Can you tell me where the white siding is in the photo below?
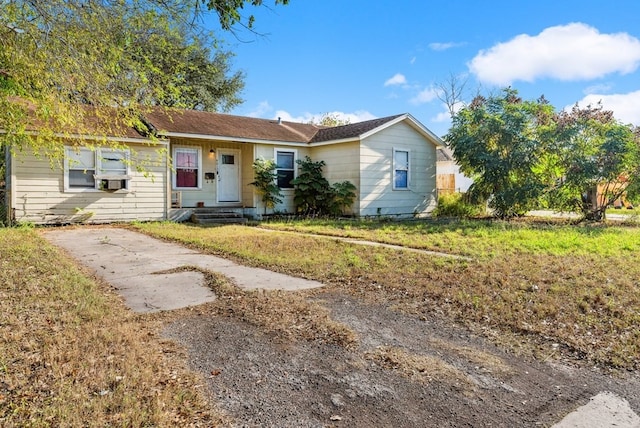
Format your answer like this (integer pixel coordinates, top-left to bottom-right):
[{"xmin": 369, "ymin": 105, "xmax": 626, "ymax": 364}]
[
  {"xmin": 11, "ymin": 144, "xmax": 168, "ymax": 224},
  {"xmin": 310, "ymin": 141, "xmax": 360, "ymax": 215},
  {"xmin": 358, "ymin": 122, "xmax": 438, "ymax": 217}
]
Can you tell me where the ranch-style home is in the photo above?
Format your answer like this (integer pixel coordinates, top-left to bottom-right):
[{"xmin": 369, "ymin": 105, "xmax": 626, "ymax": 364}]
[{"xmin": 3, "ymin": 108, "xmax": 445, "ymax": 225}]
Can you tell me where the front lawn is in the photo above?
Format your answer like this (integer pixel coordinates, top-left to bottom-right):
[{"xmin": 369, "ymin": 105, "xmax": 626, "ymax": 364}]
[
  {"xmin": 134, "ymin": 219, "xmax": 640, "ymax": 369},
  {"xmin": 0, "ymin": 227, "xmax": 226, "ymax": 426}
]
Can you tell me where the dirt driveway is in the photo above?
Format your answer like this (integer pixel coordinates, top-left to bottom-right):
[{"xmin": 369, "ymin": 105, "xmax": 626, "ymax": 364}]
[
  {"xmin": 44, "ymin": 228, "xmax": 640, "ymax": 427},
  {"xmin": 163, "ymin": 291, "xmax": 640, "ymax": 427}
]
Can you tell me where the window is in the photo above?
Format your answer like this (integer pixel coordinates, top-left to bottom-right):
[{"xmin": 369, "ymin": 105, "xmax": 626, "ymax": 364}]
[
  {"xmin": 174, "ymin": 147, "xmax": 201, "ymax": 189},
  {"xmin": 393, "ymin": 148, "xmax": 410, "ymax": 190},
  {"xmin": 67, "ymin": 148, "xmax": 96, "ymax": 189},
  {"xmin": 275, "ymin": 149, "xmax": 296, "ymax": 189},
  {"xmin": 65, "ymin": 147, "xmax": 130, "ymax": 191}
]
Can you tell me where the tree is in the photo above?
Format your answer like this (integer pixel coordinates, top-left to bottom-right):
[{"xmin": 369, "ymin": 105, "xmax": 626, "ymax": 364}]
[
  {"xmin": 436, "ymin": 72, "xmax": 471, "ymax": 119},
  {"xmin": 549, "ymin": 103, "xmax": 640, "ymax": 220},
  {"xmin": 249, "ymin": 157, "xmax": 282, "ymax": 214},
  {"xmin": 197, "ymin": 0, "xmax": 290, "ymax": 32},
  {"xmin": 0, "ymin": 0, "xmax": 288, "ymax": 154},
  {"xmin": 310, "ymin": 113, "xmax": 351, "ymax": 127},
  {"xmin": 444, "ymin": 88, "xmax": 555, "ymax": 218}
]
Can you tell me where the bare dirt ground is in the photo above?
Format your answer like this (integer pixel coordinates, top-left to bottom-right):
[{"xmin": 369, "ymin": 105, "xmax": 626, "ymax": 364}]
[{"xmin": 162, "ymin": 289, "xmax": 640, "ymax": 427}]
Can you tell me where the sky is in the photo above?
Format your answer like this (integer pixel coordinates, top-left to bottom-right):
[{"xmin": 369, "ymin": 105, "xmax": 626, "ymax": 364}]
[{"xmin": 205, "ymin": 0, "xmax": 640, "ymax": 138}]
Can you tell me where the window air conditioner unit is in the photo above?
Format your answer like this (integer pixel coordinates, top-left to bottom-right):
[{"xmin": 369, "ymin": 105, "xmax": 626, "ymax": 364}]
[{"xmin": 107, "ymin": 179, "xmax": 123, "ymax": 190}]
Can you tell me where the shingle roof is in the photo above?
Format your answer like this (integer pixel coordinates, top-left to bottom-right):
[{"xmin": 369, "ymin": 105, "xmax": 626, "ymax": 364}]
[
  {"xmin": 309, "ymin": 114, "xmax": 405, "ymax": 143},
  {"xmin": 12, "ymin": 98, "xmax": 145, "ymax": 140},
  {"xmin": 437, "ymin": 147, "xmax": 454, "ymax": 162},
  {"xmin": 142, "ymin": 108, "xmax": 322, "ymax": 143},
  {"xmin": 11, "ymin": 99, "xmax": 437, "ymax": 146}
]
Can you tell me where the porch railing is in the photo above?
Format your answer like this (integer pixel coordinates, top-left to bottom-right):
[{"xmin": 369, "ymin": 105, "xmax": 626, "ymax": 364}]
[{"xmin": 171, "ymin": 191, "xmax": 182, "ymax": 208}]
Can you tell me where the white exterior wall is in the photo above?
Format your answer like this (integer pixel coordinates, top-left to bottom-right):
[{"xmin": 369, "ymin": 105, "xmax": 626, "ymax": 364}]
[
  {"xmin": 359, "ymin": 122, "xmax": 438, "ymax": 217},
  {"xmin": 11, "ymin": 144, "xmax": 168, "ymax": 224},
  {"xmin": 309, "ymin": 141, "xmax": 360, "ymax": 215},
  {"xmin": 437, "ymin": 160, "xmax": 473, "ymax": 193}
]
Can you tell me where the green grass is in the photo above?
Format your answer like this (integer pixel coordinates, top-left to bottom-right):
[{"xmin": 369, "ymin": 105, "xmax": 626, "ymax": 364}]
[
  {"xmin": 607, "ymin": 207, "xmax": 640, "ymax": 216},
  {"xmin": 0, "ymin": 227, "xmax": 226, "ymax": 427},
  {"xmin": 254, "ymin": 218, "xmax": 640, "ymax": 258},
  {"xmin": 133, "ymin": 220, "xmax": 640, "ymax": 370}
]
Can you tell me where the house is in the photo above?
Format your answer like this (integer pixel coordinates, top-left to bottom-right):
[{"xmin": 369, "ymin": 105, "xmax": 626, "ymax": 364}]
[
  {"xmin": 436, "ymin": 147, "xmax": 473, "ymax": 195},
  {"xmin": 3, "ymin": 108, "xmax": 445, "ymax": 225}
]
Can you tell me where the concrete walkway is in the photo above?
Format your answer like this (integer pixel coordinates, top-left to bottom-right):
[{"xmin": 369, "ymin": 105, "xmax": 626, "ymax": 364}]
[
  {"xmin": 255, "ymin": 227, "xmax": 473, "ymax": 260},
  {"xmin": 43, "ymin": 228, "xmax": 323, "ymax": 313}
]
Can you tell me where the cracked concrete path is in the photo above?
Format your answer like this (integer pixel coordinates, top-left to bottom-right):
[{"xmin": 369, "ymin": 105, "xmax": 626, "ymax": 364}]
[{"xmin": 43, "ymin": 227, "xmax": 323, "ymax": 313}]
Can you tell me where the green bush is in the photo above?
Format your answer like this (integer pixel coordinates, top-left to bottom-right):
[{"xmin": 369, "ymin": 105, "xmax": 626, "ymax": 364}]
[
  {"xmin": 291, "ymin": 156, "xmax": 356, "ymax": 216},
  {"xmin": 433, "ymin": 192, "xmax": 485, "ymax": 218},
  {"xmin": 250, "ymin": 158, "xmax": 283, "ymax": 214}
]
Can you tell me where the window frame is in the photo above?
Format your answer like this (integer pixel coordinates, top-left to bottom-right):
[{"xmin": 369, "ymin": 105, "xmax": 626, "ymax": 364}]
[
  {"xmin": 172, "ymin": 147, "xmax": 202, "ymax": 190},
  {"xmin": 274, "ymin": 148, "xmax": 297, "ymax": 190},
  {"xmin": 64, "ymin": 146, "xmax": 131, "ymax": 192},
  {"xmin": 392, "ymin": 147, "xmax": 410, "ymax": 190}
]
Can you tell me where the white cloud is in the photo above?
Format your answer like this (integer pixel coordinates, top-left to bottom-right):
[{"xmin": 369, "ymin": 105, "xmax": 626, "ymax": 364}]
[
  {"xmin": 410, "ymin": 56, "xmax": 417, "ymax": 65},
  {"xmin": 246, "ymin": 100, "xmax": 273, "ymax": 118},
  {"xmin": 429, "ymin": 41, "xmax": 465, "ymax": 51},
  {"xmin": 384, "ymin": 73, "xmax": 407, "ymax": 86},
  {"xmin": 410, "ymin": 87, "xmax": 440, "ymax": 105},
  {"xmin": 583, "ymin": 83, "xmax": 613, "ymax": 95},
  {"xmin": 571, "ymin": 90, "xmax": 640, "ymax": 125},
  {"xmin": 274, "ymin": 110, "xmax": 377, "ymax": 124},
  {"xmin": 431, "ymin": 101, "xmax": 465, "ymax": 124},
  {"xmin": 469, "ymin": 23, "xmax": 640, "ymax": 86},
  {"xmin": 432, "ymin": 110, "xmax": 451, "ymax": 124}
]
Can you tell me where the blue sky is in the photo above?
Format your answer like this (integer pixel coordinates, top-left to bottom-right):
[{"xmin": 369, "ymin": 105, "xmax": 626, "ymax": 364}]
[{"xmin": 206, "ymin": 0, "xmax": 640, "ymax": 137}]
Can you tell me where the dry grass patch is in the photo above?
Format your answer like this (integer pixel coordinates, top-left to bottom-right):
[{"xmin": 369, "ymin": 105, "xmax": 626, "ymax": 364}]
[
  {"xmin": 0, "ymin": 228, "xmax": 227, "ymax": 427},
  {"xmin": 428, "ymin": 338, "xmax": 513, "ymax": 377},
  {"xmin": 157, "ymin": 266, "xmax": 357, "ymax": 348},
  {"xmin": 366, "ymin": 346, "xmax": 476, "ymax": 392}
]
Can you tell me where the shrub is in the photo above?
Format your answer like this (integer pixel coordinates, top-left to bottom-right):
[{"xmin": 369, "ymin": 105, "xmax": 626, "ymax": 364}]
[
  {"xmin": 250, "ymin": 158, "xmax": 283, "ymax": 214},
  {"xmin": 291, "ymin": 156, "xmax": 356, "ymax": 216},
  {"xmin": 433, "ymin": 192, "xmax": 484, "ymax": 218}
]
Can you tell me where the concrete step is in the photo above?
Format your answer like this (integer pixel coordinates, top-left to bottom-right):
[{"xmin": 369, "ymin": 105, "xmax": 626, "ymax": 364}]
[
  {"xmin": 192, "ymin": 216, "xmax": 248, "ymax": 224},
  {"xmin": 190, "ymin": 209, "xmax": 247, "ymax": 224},
  {"xmin": 194, "ymin": 212, "xmax": 243, "ymax": 219}
]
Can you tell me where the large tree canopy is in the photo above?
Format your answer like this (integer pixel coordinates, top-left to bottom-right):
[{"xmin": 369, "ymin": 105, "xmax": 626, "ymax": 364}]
[
  {"xmin": 549, "ymin": 103, "xmax": 640, "ymax": 220},
  {"xmin": 445, "ymin": 88, "xmax": 640, "ymax": 221},
  {"xmin": 0, "ymin": 0, "xmax": 287, "ymax": 153},
  {"xmin": 445, "ymin": 88, "xmax": 555, "ymax": 218}
]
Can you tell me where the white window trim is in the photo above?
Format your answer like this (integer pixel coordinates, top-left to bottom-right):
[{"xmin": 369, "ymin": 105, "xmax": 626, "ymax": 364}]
[
  {"xmin": 274, "ymin": 148, "xmax": 298, "ymax": 191},
  {"xmin": 392, "ymin": 147, "xmax": 410, "ymax": 190},
  {"xmin": 172, "ymin": 146, "xmax": 203, "ymax": 190},
  {"xmin": 64, "ymin": 146, "xmax": 131, "ymax": 193}
]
